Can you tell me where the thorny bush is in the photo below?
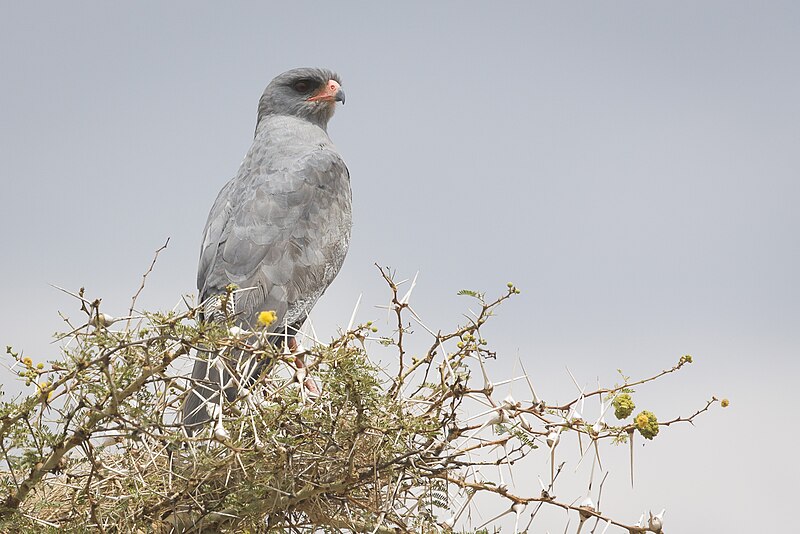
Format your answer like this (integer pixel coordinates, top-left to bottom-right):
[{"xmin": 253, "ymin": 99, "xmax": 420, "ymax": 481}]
[{"xmin": 0, "ymin": 267, "xmax": 724, "ymax": 533}]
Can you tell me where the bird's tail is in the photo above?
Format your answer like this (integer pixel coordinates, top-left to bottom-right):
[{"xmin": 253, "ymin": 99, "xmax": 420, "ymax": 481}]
[{"xmin": 181, "ymin": 346, "xmax": 271, "ymax": 435}]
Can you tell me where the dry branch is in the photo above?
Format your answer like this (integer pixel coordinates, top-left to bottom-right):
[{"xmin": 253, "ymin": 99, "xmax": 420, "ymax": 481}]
[{"xmin": 0, "ymin": 271, "xmax": 723, "ymax": 533}]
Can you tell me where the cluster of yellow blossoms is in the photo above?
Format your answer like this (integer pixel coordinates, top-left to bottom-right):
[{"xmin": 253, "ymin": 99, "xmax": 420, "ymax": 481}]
[{"xmin": 17, "ymin": 356, "xmax": 53, "ymax": 401}]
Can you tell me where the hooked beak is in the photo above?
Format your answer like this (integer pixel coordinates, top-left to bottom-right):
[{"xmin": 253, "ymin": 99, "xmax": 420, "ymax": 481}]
[{"xmin": 308, "ymin": 79, "xmax": 345, "ymax": 105}]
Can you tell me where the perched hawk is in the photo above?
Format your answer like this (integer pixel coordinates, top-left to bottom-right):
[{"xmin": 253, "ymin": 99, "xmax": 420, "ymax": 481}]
[{"xmin": 183, "ymin": 67, "xmax": 351, "ymax": 430}]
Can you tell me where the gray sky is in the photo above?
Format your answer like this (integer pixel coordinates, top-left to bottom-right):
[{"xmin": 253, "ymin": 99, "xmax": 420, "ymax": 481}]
[{"xmin": 1, "ymin": 2, "xmax": 798, "ymax": 531}]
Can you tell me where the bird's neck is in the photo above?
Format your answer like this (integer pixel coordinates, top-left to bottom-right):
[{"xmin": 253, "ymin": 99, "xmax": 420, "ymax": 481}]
[
  {"xmin": 254, "ymin": 115, "xmax": 333, "ymax": 150},
  {"xmin": 255, "ymin": 112, "xmax": 330, "ymax": 138}
]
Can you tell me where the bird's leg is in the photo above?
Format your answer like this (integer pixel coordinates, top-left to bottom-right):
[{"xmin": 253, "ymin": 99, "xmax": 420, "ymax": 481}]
[{"xmin": 289, "ymin": 337, "xmax": 320, "ymax": 395}]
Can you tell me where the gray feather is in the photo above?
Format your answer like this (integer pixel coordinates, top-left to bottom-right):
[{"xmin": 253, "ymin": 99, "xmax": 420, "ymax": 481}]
[{"xmin": 183, "ymin": 68, "xmax": 351, "ymax": 431}]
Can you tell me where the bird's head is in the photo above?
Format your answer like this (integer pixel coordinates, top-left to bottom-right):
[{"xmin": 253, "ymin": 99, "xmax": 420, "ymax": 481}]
[{"xmin": 257, "ymin": 67, "xmax": 345, "ymax": 130}]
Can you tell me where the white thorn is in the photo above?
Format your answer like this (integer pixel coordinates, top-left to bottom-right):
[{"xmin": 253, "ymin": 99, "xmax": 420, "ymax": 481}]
[
  {"xmin": 205, "ymin": 402, "xmax": 222, "ymax": 420},
  {"xmin": 94, "ymin": 313, "xmax": 116, "ymax": 327},
  {"xmin": 512, "ymin": 502, "xmax": 524, "ymax": 534},
  {"xmin": 648, "ymin": 509, "xmax": 665, "ymax": 532},
  {"xmin": 502, "ymin": 394, "xmax": 521, "ymax": 410},
  {"xmin": 538, "ymin": 475, "xmax": 548, "ymax": 492},
  {"xmin": 399, "ymin": 270, "xmax": 419, "ymax": 304},
  {"xmin": 228, "ymin": 326, "xmax": 249, "ymax": 339},
  {"xmin": 295, "ymin": 366, "xmax": 307, "ymax": 384},
  {"xmin": 346, "ymin": 293, "xmax": 362, "ymax": 332},
  {"xmin": 213, "ymin": 423, "xmax": 230, "ymax": 442},
  {"xmin": 566, "ymin": 366, "xmax": 583, "ymax": 394},
  {"xmin": 546, "ymin": 429, "xmax": 561, "ymax": 449},
  {"xmin": 487, "ymin": 408, "xmax": 508, "ymax": 426},
  {"xmin": 519, "ymin": 360, "xmax": 541, "ymax": 404}
]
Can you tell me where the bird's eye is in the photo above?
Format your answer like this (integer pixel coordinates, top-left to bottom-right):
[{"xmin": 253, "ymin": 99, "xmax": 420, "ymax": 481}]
[{"xmin": 293, "ymin": 80, "xmax": 313, "ymax": 93}]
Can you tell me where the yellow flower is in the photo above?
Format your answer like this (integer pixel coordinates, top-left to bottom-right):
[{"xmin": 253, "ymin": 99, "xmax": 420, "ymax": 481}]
[
  {"xmin": 721, "ymin": 398, "xmax": 730, "ymax": 408},
  {"xmin": 22, "ymin": 357, "xmax": 33, "ymax": 368},
  {"xmin": 38, "ymin": 382, "xmax": 53, "ymax": 401},
  {"xmin": 257, "ymin": 310, "xmax": 277, "ymax": 327},
  {"xmin": 634, "ymin": 410, "xmax": 659, "ymax": 440}
]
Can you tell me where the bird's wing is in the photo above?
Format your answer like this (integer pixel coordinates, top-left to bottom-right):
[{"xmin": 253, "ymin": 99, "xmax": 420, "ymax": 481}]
[
  {"xmin": 197, "ymin": 147, "xmax": 351, "ymax": 331},
  {"xmin": 197, "ymin": 179, "xmax": 236, "ymax": 295}
]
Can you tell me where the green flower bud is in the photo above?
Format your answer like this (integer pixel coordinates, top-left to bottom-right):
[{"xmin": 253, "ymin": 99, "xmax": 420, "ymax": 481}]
[{"xmin": 613, "ymin": 393, "xmax": 635, "ymax": 420}]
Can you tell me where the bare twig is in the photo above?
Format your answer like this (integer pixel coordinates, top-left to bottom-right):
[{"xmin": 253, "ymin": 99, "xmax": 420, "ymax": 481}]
[{"xmin": 128, "ymin": 237, "xmax": 170, "ymax": 322}]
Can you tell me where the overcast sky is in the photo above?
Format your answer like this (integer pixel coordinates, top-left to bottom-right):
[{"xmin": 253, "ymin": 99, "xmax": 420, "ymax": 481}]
[{"xmin": 1, "ymin": 2, "xmax": 798, "ymax": 532}]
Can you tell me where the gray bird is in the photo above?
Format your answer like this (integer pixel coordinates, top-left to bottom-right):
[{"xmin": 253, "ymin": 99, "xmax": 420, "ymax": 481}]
[{"xmin": 183, "ymin": 67, "xmax": 351, "ymax": 431}]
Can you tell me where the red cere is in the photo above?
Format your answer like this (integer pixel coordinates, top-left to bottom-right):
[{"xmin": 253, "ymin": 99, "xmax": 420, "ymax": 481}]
[{"xmin": 308, "ymin": 80, "xmax": 342, "ymax": 102}]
